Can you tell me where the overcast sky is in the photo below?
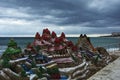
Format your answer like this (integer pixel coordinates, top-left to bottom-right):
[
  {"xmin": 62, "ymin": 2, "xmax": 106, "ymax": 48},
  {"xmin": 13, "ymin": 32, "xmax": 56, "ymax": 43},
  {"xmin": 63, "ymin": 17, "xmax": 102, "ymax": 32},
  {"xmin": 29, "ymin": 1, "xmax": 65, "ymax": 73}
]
[{"xmin": 0, "ymin": 0, "xmax": 120, "ymax": 36}]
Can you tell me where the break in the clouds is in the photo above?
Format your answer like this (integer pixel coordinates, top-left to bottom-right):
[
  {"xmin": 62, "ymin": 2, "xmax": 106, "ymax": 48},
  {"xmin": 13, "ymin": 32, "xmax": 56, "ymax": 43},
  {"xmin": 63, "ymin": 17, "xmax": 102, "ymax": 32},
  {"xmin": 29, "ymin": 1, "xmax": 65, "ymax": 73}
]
[{"xmin": 0, "ymin": 0, "xmax": 120, "ymax": 36}]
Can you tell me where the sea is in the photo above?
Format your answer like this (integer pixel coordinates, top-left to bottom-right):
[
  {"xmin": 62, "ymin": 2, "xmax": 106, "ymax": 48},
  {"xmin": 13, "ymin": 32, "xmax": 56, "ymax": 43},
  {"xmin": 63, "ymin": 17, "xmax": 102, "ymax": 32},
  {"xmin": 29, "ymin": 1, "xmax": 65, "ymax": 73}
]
[{"xmin": 0, "ymin": 37, "xmax": 120, "ymax": 55}]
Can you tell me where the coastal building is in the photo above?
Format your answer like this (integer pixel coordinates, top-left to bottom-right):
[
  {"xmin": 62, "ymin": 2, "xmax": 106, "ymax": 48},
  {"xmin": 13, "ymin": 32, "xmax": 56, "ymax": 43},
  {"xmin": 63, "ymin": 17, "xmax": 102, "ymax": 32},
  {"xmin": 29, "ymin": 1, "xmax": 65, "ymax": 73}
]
[{"xmin": 112, "ymin": 32, "xmax": 120, "ymax": 36}]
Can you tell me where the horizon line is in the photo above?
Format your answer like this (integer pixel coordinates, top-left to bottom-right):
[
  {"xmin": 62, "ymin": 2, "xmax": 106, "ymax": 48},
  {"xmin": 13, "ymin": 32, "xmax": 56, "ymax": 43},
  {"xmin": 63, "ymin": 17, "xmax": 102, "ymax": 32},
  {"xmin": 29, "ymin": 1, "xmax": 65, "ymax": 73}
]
[{"xmin": 0, "ymin": 34, "xmax": 111, "ymax": 37}]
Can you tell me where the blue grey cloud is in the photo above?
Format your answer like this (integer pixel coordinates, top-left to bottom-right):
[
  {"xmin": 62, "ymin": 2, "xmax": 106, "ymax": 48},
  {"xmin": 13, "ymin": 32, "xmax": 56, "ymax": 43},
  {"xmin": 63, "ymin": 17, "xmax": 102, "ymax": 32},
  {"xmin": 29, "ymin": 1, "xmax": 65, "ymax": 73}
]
[{"xmin": 0, "ymin": 0, "xmax": 120, "ymax": 36}]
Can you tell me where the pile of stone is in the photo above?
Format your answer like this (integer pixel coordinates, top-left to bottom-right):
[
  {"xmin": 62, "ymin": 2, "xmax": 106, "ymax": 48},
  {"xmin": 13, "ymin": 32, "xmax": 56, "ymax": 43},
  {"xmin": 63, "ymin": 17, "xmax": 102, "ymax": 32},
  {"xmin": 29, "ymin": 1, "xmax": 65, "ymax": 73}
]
[
  {"xmin": 0, "ymin": 39, "xmax": 60, "ymax": 80},
  {"xmin": 0, "ymin": 29, "xmax": 116, "ymax": 80},
  {"xmin": 24, "ymin": 28, "xmax": 85, "ymax": 68},
  {"xmin": 76, "ymin": 34, "xmax": 113, "ymax": 78},
  {"xmin": 77, "ymin": 34, "xmax": 112, "ymax": 65}
]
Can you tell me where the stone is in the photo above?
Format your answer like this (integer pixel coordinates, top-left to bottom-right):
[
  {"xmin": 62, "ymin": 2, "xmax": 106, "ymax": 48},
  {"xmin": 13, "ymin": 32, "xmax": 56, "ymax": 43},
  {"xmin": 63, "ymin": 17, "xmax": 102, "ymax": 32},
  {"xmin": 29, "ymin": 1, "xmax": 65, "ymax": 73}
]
[
  {"xmin": 0, "ymin": 70, "xmax": 11, "ymax": 80},
  {"xmin": 25, "ymin": 62, "xmax": 32, "ymax": 69},
  {"xmin": 96, "ymin": 47, "xmax": 109, "ymax": 56},
  {"xmin": 2, "ymin": 68, "xmax": 20, "ymax": 80},
  {"xmin": 14, "ymin": 64, "xmax": 23, "ymax": 73},
  {"xmin": 30, "ymin": 74, "xmax": 39, "ymax": 80}
]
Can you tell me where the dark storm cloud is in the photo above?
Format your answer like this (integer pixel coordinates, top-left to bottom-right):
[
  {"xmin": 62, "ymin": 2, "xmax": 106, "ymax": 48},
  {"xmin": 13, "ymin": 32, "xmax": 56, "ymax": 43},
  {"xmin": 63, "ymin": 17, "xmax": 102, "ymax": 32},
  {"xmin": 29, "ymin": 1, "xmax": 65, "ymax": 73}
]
[
  {"xmin": 1, "ymin": 0, "xmax": 120, "ymax": 27},
  {"xmin": 0, "ymin": 0, "xmax": 120, "ymax": 35},
  {"xmin": 10, "ymin": 0, "xmax": 120, "ymax": 28},
  {"xmin": 0, "ymin": 0, "xmax": 100, "ymax": 23}
]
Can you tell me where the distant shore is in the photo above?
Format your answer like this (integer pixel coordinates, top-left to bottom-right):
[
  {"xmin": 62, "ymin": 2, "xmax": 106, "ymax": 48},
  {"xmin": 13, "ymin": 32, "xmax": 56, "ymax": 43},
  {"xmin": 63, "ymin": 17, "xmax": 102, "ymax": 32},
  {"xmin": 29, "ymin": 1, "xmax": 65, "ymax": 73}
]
[
  {"xmin": 100, "ymin": 35, "xmax": 120, "ymax": 37},
  {"xmin": 100, "ymin": 33, "xmax": 120, "ymax": 37}
]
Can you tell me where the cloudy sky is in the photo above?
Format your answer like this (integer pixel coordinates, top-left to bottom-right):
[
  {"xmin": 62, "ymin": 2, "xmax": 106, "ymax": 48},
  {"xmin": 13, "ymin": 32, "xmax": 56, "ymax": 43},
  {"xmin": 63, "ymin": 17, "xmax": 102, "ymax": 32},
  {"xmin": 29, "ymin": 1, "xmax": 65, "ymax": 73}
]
[{"xmin": 0, "ymin": 0, "xmax": 120, "ymax": 37}]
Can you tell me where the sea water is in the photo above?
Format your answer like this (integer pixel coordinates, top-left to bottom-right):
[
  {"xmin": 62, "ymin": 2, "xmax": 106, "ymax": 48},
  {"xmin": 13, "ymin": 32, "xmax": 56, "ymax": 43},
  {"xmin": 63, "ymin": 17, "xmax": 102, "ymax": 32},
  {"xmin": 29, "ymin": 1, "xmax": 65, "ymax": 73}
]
[{"xmin": 0, "ymin": 37, "xmax": 120, "ymax": 54}]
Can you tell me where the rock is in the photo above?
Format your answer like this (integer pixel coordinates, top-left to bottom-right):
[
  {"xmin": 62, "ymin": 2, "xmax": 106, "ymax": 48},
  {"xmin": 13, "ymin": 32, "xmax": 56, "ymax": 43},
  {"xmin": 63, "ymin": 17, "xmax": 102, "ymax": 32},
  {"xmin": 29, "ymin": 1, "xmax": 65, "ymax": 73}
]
[
  {"xmin": 2, "ymin": 39, "xmax": 22, "ymax": 60},
  {"xmin": 20, "ymin": 77, "xmax": 29, "ymax": 80},
  {"xmin": 10, "ymin": 55, "xmax": 17, "ymax": 60},
  {"xmin": 0, "ymin": 70, "xmax": 11, "ymax": 80},
  {"xmin": 77, "ymin": 34, "xmax": 96, "ymax": 51},
  {"xmin": 31, "ymin": 68, "xmax": 39, "ymax": 74},
  {"xmin": 2, "ymin": 68, "xmax": 20, "ymax": 80},
  {"xmin": 96, "ymin": 47, "xmax": 112, "ymax": 64},
  {"xmin": 30, "ymin": 74, "xmax": 39, "ymax": 80},
  {"xmin": 14, "ymin": 64, "xmax": 23, "ymax": 73},
  {"xmin": 14, "ymin": 53, "xmax": 22, "ymax": 58},
  {"xmin": 38, "ymin": 77, "xmax": 48, "ymax": 80},
  {"xmin": 25, "ymin": 62, "xmax": 32, "ymax": 69},
  {"xmin": 96, "ymin": 47, "xmax": 109, "ymax": 56}
]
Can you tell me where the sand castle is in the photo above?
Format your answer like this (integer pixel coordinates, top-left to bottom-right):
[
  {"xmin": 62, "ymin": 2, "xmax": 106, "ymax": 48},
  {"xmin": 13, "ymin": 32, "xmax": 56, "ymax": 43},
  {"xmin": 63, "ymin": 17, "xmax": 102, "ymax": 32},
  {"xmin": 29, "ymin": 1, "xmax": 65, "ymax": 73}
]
[
  {"xmin": 77, "ymin": 34, "xmax": 112, "ymax": 66},
  {"xmin": 0, "ymin": 28, "xmax": 116, "ymax": 80}
]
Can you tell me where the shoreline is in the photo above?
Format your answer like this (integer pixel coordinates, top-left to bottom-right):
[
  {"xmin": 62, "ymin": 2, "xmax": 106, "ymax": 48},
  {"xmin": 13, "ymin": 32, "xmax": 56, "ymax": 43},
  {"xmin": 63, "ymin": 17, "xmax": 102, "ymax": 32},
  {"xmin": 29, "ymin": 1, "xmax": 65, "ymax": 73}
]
[{"xmin": 100, "ymin": 35, "xmax": 120, "ymax": 38}]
